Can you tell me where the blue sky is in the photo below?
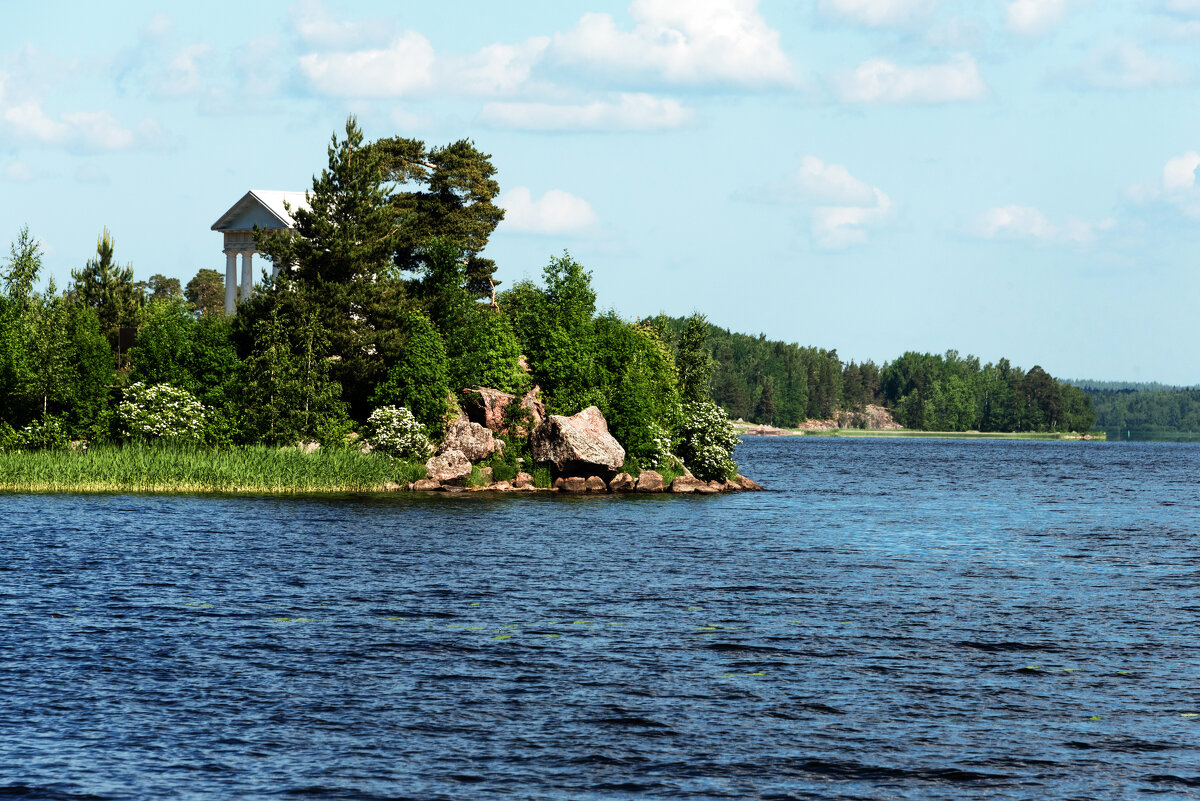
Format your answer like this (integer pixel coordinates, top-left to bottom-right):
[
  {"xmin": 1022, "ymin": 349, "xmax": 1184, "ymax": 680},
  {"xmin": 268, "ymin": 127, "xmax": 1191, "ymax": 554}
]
[{"xmin": 2, "ymin": 0, "xmax": 1199, "ymax": 384}]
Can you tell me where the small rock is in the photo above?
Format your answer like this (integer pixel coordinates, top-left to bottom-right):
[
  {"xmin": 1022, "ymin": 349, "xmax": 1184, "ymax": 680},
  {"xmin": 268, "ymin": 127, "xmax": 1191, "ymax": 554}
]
[
  {"xmin": 735, "ymin": 475, "xmax": 764, "ymax": 491},
  {"xmin": 412, "ymin": 478, "xmax": 443, "ymax": 491},
  {"xmin": 636, "ymin": 470, "xmax": 664, "ymax": 493},
  {"xmin": 512, "ymin": 472, "xmax": 535, "ymax": 489},
  {"xmin": 382, "ymin": 481, "xmax": 402, "ymax": 492},
  {"xmin": 558, "ymin": 476, "xmax": 588, "ymax": 493},
  {"xmin": 670, "ymin": 475, "xmax": 707, "ymax": 494},
  {"xmin": 424, "ymin": 449, "xmax": 472, "ymax": 484},
  {"xmin": 491, "ymin": 481, "xmax": 512, "ymax": 491},
  {"xmin": 585, "ymin": 476, "xmax": 607, "ymax": 492},
  {"xmin": 608, "ymin": 472, "xmax": 635, "ymax": 492}
]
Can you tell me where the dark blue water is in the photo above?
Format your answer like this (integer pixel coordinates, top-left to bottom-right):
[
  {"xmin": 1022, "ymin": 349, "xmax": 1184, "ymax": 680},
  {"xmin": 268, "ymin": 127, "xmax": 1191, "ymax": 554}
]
[{"xmin": 2, "ymin": 438, "xmax": 1200, "ymax": 800}]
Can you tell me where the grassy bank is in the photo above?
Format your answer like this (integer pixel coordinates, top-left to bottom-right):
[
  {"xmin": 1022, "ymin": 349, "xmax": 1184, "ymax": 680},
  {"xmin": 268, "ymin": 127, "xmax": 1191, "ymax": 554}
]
[{"xmin": 0, "ymin": 443, "xmax": 427, "ymax": 494}]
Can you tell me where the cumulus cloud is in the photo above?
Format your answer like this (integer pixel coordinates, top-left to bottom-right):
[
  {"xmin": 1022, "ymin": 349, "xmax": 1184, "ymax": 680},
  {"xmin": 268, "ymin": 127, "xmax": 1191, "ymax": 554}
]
[
  {"xmin": 1065, "ymin": 42, "xmax": 1188, "ymax": 90},
  {"xmin": 154, "ymin": 44, "xmax": 212, "ymax": 98},
  {"xmin": 1, "ymin": 101, "xmax": 163, "ymax": 152},
  {"xmin": 834, "ymin": 52, "xmax": 985, "ymax": 103},
  {"xmin": 774, "ymin": 156, "xmax": 893, "ymax": 249},
  {"xmin": 972, "ymin": 205, "xmax": 1111, "ymax": 244},
  {"xmin": 550, "ymin": 0, "xmax": 794, "ymax": 88},
  {"xmin": 1130, "ymin": 150, "xmax": 1200, "ymax": 218},
  {"xmin": 1005, "ymin": 0, "xmax": 1071, "ymax": 36},
  {"xmin": 478, "ymin": 93, "xmax": 695, "ymax": 131},
  {"xmin": 817, "ymin": 0, "xmax": 940, "ymax": 28},
  {"xmin": 290, "ymin": 0, "xmax": 395, "ymax": 49},
  {"xmin": 299, "ymin": 31, "xmax": 436, "ymax": 97},
  {"xmin": 444, "ymin": 38, "xmax": 551, "ymax": 97},
  {"xmin": 499, "ymin": 187, "xmax": 597, "ymax": 234}
]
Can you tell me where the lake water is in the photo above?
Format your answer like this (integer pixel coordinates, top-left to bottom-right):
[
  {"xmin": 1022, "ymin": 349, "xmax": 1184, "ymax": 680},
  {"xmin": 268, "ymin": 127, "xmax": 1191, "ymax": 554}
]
[{"xmin": 2, "ymin": 437, "xmax": 1199, "ymax": 800}]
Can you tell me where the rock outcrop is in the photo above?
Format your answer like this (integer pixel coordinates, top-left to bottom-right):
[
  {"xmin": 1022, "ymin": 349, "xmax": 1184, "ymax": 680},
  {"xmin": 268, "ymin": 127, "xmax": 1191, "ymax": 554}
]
[
  {"xmin": 461, "ymin": 386, "xmax": 546, "ymax": 435},
  {"xmin": 424, "ymin": 449, "xmax": 472, "ymax": 484},
  {"xmin": 531, "ymin": 406, "xmax": 625, "ymax": 478},
  {"xmin": 438, "ymin": 417, "xmax": 498, "ymax": 462},
  {"xmin": 608, "ymin": 473, "xmax": 635, "ymax": 492}
]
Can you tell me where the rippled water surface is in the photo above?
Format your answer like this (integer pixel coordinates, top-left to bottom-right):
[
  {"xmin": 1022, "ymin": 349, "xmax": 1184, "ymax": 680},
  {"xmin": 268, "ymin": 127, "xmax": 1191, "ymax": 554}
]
[{"xmin": 3, "ymin": 438, "xmax": 1200, "ymax": 800}]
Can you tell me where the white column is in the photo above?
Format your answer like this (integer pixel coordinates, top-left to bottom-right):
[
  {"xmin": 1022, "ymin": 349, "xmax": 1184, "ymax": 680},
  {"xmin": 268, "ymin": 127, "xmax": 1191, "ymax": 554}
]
[
  {"xmin": 241, "ymin": 251, "xmax": 254, "ymax": 304},
  {"xmin": 224, "ymin": 251, "xmax": 237, "ymax": 315}
]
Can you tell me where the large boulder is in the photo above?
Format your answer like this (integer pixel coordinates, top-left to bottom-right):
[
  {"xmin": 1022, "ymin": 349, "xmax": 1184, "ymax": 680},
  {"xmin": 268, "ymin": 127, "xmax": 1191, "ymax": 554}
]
[
  {"xmin": 531, "ymin": 406, "xmax": 625, "ymax": 478},
  {"xmin": 609, "ymin": 473, "xmax": 635, "ymax": 492},
  {"xmin": 438, "ymin": 417, "xmax": 498, "ymax": 463},
  {"xmin": 461, "ymin": 386, "xmax": 546, "ymax": 435},
  {"xmin": 424, "ymin": 449, "xmax": 472, "ymax": 484}
]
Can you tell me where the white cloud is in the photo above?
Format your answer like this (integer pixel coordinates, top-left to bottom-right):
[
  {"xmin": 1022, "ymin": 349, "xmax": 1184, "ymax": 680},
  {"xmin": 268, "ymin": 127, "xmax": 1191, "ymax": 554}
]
[
  {"xmin": 973, "ymin": 205, "xmax": 1111, "ymax": 244},
  {"xmin": 779, "ymin": 156, "xmax": 893, "ymax": 249},
  {"xmin": 834, "ymin": 53, "xmax": 985, "ymax": 103},
  {"xmin": 3, "ymin": 161, "xmax": 35, "ymax": 182},
  {"xmin": 478, "ymin": 93, "xmax": 695, "ymax": 131},
  {"xmin": 444, "ymin": 38, "xmax": 550, "ymax": 97},
  {"xmin": 1132, "ymin": 150, "xmax": 1200, "ymax": 218},
  {"xmin": 290, "ymin": 0, "xmax": 395, "ymax": 49},
  {"xmin": 154, "ymin": 44, "xmax": 212, "ymax": 98},
  {"xmin": 817, "ymin": 0, "xmax": 939, "ymax": 28},
  {"xmin": 499, "ymin": 187, "xmax": 597, "ymax": 234},
  {"xmin": 1163, "ymin": 0, "xmax": 1200, "ymax": 15},
  {"xmin": 1163, "ymin": 151, "xmax": 1200, "ymax": 191},
  {"xmin": 1, "ymin": 101, "xmax": 161, "ymax": 152},
  {"xmin": 1067, "ymin": 42, "xmax": 1188, "ymax": 90},
  {"xmin": 1005, "ymin": 0, "xmax": 1071, "ymax": 36},
  {"xmin": 551, "ymin": 0, "xmax": 794, "ymax": 88},
  {"xmin": 793, "ymin": 155, "xmax": 878, "ymax": 204},
  {"xmin": 299, "ymin": 31, "xmax": 436, "ymax": 97}
]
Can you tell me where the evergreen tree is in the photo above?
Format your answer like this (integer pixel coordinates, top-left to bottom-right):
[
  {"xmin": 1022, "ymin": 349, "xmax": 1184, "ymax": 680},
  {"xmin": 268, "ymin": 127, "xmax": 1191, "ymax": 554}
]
[
  {"xmin": 371, "ymin": 307, "xmax": 452, "ymax": 431},
  {"xmin": 367, "ymin": 136, "xmax": 505, "ymax": 299},
  {"xmin": 70, "ymin": 228, "xmax": 140, "ymax": 340}
]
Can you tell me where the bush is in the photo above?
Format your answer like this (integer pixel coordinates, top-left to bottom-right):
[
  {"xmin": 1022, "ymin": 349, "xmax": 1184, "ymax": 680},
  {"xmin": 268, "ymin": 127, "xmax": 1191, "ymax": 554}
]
[
  {"xmin": 12, "ymin": 416, "xmax": 70, "ymax": 451},
  {"xmin": 116, "ymin": 383, "xmax": 206, "ymax": 442},
  {"xmin": 365, "ymin": 406, "xmax": 431, "ymax": 459},
  {"xmin": 677, "ymin": 400, "xmax": 740, "ymax": 481}
]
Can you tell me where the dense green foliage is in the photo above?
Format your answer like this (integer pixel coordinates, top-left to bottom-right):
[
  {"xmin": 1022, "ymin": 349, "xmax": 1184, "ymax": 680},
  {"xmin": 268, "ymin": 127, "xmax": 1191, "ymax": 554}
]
[
  {"xmin": 1082, "ymin": 387, "xmax": 1200, "ymax": 434},
  {"xmin": 653, "ymin": 317, "xmax": 1095, "ymax": 433}
]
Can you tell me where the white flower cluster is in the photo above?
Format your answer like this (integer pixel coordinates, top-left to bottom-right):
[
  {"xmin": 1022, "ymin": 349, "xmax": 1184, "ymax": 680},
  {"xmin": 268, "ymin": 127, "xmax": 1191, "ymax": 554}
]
[
  {"xmin": 646, "ymin": 421, "xmax": 674, "ymax": 467},
  {"xmin": 678, "ymin": 400, "xmax": 740, "ymax": 481},
  {"xmin": 366, "ymin": 406, "xmax": 431, "ymax": 459},
  {"xmin": 117, "ymin": 382, "xmax": 206, "ymax": 442}
]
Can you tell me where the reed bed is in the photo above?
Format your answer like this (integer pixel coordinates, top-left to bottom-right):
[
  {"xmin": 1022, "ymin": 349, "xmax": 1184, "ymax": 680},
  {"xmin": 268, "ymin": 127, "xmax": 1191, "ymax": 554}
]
[{"xmin": 0, "ymin": 443, "xmax": 427, "ymax": 494}]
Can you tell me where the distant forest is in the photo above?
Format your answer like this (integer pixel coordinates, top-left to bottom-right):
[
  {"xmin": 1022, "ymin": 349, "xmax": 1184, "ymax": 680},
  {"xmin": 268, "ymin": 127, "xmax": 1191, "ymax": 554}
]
[
  {"xmin": 651, "ymin": 317, "xmax": 1096, "ymax": 434},
  {"xmin": 1074, "ymin": 387, "xmax": 1200, "ymax": 434}
]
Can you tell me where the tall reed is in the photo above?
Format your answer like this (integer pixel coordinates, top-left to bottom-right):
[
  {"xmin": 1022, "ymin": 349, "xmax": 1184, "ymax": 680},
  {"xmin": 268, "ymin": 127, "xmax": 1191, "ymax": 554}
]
[{"xmin": 0, "ymin": 443, "xmax": 426, "ymax": 494}]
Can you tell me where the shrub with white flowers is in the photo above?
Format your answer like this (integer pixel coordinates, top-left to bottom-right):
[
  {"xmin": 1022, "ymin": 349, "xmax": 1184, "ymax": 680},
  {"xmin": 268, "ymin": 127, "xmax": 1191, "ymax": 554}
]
[
  {"xmin": 366, "ymin": 405, "xmax": 432, "ymax": 459},
  {"xmin": 645, "ymin": 421, "xmax": 675, "ymax": 468},
  {"xmin": 677, "ymin": 400, "xmax": 740, "ymax": 481},
  {"xmin": 117, "ymin": 382, "xmax": 206, "ymax": 442}
]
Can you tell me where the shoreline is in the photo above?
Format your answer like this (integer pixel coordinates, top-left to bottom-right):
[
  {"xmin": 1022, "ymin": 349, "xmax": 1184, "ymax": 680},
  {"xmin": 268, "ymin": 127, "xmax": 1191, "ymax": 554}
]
[{"xmin": 733, "ymin": 422, "xmax": 1106, "ymax": 441}]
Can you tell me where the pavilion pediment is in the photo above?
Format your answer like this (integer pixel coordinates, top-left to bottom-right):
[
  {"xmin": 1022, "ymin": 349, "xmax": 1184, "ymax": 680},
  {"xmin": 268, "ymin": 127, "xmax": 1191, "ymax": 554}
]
[{"xmin": 211, "ymin": 190, "xmax": 309, "ymax": 233}]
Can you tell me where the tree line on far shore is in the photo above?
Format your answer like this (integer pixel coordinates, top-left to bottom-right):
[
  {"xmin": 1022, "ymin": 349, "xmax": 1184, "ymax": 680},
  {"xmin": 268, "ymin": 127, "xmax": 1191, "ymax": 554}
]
[{"xmin": 652, "ymin": 319, "xmax": 1097, "ymax": 433}]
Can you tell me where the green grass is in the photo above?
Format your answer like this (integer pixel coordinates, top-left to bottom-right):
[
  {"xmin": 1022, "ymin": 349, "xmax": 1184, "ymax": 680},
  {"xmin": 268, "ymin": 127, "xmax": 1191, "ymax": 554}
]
[{"xmin": 0, "ymin": 443, "xmax": 427, "ymax": 494}]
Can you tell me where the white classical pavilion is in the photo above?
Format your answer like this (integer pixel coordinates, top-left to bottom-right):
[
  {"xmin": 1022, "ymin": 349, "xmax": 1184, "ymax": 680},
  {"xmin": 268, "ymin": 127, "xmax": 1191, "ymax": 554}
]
[{"xmin": 211, "ymin": 190, "xmax": 309, "ymax": 314}]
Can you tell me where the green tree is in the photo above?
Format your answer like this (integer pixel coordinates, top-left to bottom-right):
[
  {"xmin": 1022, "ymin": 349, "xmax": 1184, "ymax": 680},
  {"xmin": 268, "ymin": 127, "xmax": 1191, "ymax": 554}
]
[
  {"xmin": 129, "ymin": 299, "xmax": 198, "ymax": 392},
  {"xmin": 251, "ymin": 116, "xmax": 401, "ymax": 419},
  {"xmin": 70, "ymin": 228, "xmax": 140, "ymax": 341},
  {"xmin": 24, "ymin": 279, "xmax": 73, "ymax": 418},
  {"xmin": 676, "ymin": 312, "xmax": 714, "ymax": 402},
  {"xmin": 368, "ymin": 136, "xmax": 505, "ymax": 298},
  {"xmin": 147, "ymin": 274, "xmax": 183, "ymax": 302},
  {"xmin": 185, "ymin": 268, "xmax": 225, "ymax": 316},
  {"xmin": 371, "ymin": 307, "xmax": 452, "ymax": 431},
  {"xmin": 592, "ymin": 313, "xmax": 681, "ymax": 461}
]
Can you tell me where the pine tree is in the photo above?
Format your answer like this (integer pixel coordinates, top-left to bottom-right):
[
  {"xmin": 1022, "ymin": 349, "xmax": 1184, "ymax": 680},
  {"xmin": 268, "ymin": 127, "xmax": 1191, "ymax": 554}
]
[{"xmin": 70, "ymin": 228, "xmax": 140, "ymax": 340}]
